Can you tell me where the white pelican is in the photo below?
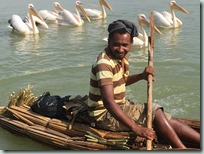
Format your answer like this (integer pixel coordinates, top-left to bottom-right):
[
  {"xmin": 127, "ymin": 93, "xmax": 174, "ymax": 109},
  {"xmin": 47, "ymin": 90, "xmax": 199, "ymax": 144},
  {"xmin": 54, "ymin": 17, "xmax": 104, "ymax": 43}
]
[
  {"xmin": 53, "ymin": 1, "xmax": 90, "ymax": 26},
  {"xmin": 153, "ymin": 0, "xmax": 189, "ymax": 28},
  {"xmin": 8, "ymin": 4, "xmax": 48, "ymax": 35},
  {"xmin": 82, "ymin": 0, "xmax": 112, "ymax": 19},
  {"xmin": 132, "ymin": 14, "xmax": 162, "ymax": 48},
  {"xmin": 103, "ymin": 14, "xmax": 162, "ymax": 48}
]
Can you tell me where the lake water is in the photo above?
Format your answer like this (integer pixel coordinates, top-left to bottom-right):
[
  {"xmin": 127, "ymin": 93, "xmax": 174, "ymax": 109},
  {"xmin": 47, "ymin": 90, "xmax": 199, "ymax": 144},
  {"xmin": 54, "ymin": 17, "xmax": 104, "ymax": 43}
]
[{"xmin": 0, "ymin": 0, "xmax": 200, "ymax": 150}]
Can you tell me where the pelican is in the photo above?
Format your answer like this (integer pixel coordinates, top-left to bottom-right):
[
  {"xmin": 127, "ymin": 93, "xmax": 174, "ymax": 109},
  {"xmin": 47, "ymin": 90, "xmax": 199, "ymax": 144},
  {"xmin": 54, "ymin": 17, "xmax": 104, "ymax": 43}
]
[
  {"xmin": 133, "ymin": 14, "xmax": 162, "ymax": 48},
  {"xmin": 153, "ymin": 0, "xmax": 189, "ymax": 28},
  {"xmin": 53, "ymin": 1, "xmax": 90, "ymax": 26},
  {"xmin": 8, "ymin": 4, "xmax": 48, "ymax": 35},
  {"xmin": 103, "ymin": 14, "xmax": 162, "ymax": 48},
  {"xmin": 82, "ymin": 0, "xmax": 112, "ymax": 19}
]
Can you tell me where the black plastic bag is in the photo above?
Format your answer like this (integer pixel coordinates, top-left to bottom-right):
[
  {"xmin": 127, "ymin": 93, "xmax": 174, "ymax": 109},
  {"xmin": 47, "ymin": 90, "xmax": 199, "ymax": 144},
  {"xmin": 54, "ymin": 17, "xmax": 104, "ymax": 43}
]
[{"xmin": 31, "ymin": 92, "xmax": 71, "ymax": 119}]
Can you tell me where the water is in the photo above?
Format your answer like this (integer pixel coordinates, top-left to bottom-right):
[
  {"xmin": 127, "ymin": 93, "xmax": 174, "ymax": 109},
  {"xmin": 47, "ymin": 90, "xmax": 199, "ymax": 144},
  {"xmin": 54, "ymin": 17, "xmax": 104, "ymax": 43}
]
[{"xmin": 0, "ymin": 0, "xmax": 200, "ymax": 150}]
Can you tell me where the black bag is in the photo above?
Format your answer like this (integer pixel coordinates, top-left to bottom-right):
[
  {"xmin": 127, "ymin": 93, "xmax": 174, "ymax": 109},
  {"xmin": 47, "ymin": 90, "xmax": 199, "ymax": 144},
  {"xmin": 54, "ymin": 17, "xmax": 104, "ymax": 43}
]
[{"xmin": 31, "ymin": 92, "xmax": 71, "ymax": 119}]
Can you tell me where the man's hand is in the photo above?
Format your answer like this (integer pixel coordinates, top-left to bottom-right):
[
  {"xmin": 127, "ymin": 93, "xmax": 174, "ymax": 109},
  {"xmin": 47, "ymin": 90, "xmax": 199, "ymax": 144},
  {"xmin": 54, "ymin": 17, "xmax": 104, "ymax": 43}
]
[
  {"xmin": 142, "ymin": 66, "xmax": 154, "ymax": 81},
  {"xmin": 132, "ymin": 125, "xmax": 156, "ymax": 140}
]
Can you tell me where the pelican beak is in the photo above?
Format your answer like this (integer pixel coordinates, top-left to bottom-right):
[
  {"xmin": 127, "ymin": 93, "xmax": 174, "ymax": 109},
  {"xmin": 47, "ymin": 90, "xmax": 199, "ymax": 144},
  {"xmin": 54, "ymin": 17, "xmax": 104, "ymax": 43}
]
[
  {"xmin": 28, "ymin": 5, "xmax": 36, "ymax": 33},
  {"xmin": 28, "ymin": 5, "xmax": 48, "ymax": 30},
  {"xmin": 28, "ymin": 5, "xmax": 44, "ymax": 22},
  {"xmin": 100, "ymin": 0, "xmax": 112, "ymax": 11},
  {"xmin": 153, "ymin": 25, "xmax": 162, "ymax": 35},
  {"xmin": 171, "ymin": 1, "xmax": 189, "ymax": 14},
  {"xmin": 76, "ymin": 3, "xmax": 91, "ymax": 22}
]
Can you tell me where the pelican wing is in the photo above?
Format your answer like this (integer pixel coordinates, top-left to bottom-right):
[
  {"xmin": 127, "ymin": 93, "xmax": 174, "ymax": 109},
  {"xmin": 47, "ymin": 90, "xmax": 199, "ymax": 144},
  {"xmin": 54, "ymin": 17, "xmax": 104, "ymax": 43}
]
[
  {"xmin": 38, "ymin": 10, "xmax": 61, "ymax": 24},
  {"xmin": 162, "ymin": 11, "xmax": 183, "ymax": 26},
  {"xmin": 161, "ymin": 11, "xmax": 173, "ymax": 25},
  {"xmin": 133, "ymin": 37, "xmax": 145, "ymax": 47},
  {"xmin": 84, "ymin": 8, "xmax": 101, "ymax": 17},
  {"xmin": 58, "ymin": 10, "xmax": 78, "ymax": 26},
  {"xmin": 154, "ymin": 11, "xmax": 172, "ymax": 28},
  {"xmin": 8, "ymin": 15, "xmax": 30, "ymax": 34}
]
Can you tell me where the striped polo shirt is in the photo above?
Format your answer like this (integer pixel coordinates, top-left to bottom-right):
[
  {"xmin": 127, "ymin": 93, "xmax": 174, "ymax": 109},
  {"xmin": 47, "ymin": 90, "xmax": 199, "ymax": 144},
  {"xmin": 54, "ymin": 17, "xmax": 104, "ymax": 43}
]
[{"xmin": 88, "ymin": 50, "xmax": 129, "ymax": 121}]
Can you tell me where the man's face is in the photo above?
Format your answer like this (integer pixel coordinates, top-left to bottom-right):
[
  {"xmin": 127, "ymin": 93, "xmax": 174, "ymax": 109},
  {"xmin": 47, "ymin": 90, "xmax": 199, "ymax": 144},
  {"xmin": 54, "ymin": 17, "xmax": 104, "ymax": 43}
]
[{"xmin": 108, "ymin": 32, "xmax": 132, "ymax": 59}]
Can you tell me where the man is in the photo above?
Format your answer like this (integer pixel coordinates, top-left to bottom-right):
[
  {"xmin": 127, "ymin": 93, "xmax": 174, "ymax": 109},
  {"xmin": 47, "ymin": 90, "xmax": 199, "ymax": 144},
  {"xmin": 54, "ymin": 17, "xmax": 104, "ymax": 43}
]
[{"xmin": 87, "ymin": 19, "xmax": 200, "ymax": 148}]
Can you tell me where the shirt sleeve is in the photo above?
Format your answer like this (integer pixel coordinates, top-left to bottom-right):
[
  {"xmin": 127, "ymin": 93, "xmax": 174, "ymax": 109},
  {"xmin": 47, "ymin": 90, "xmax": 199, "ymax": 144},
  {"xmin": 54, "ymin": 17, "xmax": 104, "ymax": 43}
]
[{"xmin": 95, "ymin": 59, "xmax": 113, "ymax": 87}]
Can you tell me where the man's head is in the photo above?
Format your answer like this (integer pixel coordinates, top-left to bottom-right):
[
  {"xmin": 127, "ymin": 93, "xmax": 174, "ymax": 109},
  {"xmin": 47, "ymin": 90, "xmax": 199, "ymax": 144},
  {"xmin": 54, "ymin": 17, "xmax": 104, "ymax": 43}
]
[
  {"xmin": 108, "ymin": 19, "xmax": 138, "ymax": 40},
  {"xmin": 107, "ymin": 19, "xmax": 138, "ymax": 60}
]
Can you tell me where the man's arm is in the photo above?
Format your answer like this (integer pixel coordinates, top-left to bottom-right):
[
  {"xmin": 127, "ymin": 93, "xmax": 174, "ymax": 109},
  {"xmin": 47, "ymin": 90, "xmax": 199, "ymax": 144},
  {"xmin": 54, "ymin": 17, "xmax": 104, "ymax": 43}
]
[
  {"xmin": 126, "ymin": 66, "xmax": 154, "ymax": 86},
  {"xmin": 126, "ymin": 73, "xmax": 144, "ymax": 86},
  {"xmin": 100, "ymin": 84, "xmax": 156, "ymax": 140}
]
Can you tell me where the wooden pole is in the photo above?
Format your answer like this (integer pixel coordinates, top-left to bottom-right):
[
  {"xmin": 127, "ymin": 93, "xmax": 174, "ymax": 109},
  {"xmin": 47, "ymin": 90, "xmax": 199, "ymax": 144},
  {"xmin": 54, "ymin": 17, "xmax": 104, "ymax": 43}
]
[{"xmin": 146, "ymin": 11, "xmax": 155, "ymax": 150}]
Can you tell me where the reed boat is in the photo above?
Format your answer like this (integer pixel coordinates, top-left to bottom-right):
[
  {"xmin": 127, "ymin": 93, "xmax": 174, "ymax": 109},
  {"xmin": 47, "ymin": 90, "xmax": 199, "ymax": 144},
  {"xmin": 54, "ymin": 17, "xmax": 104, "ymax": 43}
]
[{"xmin": 0, "ymin": 85, "xmax": 200, "ymax": 150}]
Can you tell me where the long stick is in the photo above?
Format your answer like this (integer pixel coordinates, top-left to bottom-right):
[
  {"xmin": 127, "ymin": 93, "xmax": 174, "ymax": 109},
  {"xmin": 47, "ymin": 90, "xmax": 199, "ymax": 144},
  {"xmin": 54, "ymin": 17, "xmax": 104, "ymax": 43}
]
[{"xmin": 146, "ymin": 11, "xmax": 155, "ymax": 150}]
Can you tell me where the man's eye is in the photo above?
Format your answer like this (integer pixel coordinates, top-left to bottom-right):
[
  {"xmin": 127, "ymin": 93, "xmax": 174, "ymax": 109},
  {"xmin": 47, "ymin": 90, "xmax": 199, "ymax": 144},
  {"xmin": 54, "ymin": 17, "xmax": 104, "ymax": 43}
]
[{"xmin": 113, "ymin": 44, "xmax": 120, "ymax": 47}]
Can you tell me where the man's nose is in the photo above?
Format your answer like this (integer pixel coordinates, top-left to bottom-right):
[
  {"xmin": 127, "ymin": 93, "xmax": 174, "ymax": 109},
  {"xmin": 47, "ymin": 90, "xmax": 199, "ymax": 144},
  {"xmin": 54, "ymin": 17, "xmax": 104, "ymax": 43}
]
[{"xmin": 118, "ymin": 46, "xmax": 124, "ymax": 52}]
